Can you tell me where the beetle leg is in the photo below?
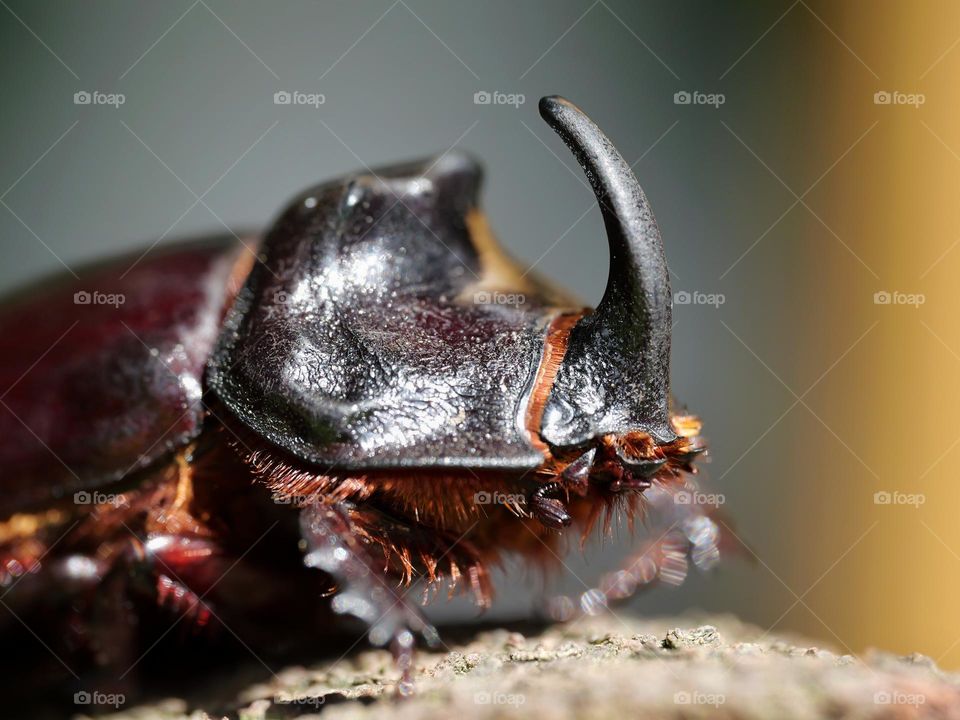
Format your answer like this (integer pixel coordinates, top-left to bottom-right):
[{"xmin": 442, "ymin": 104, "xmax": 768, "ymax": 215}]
[
  {"xmin": 549, "ymin": 483, "xmax": 727, "ymax": 621},
  {"xmin": 143, "ymin": 534, "xmax": 219, "ymax": 633},
  {"xmin": 299, "ymin": 501, "xmax": 439, "ymax": 692},
  {"xmin": 80, "ymin": 550, "xmax": 143, "ymax": 697},
  {"xmin": 531, "ymin": 482, "xmax": 573, "ymax": 529}
]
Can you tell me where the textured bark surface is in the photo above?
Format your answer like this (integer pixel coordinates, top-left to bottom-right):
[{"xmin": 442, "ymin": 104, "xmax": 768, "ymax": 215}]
[{"xmin": 89, "ymin": 614, "xmax": 960, "ymax": 720}]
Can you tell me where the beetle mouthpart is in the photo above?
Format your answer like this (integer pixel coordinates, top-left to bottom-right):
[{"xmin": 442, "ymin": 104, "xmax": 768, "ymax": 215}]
[
  {"xmin": 616, "ymin": 454, "xmax": 668, "ymax": 478},
  {"xmin": 537, "ymin": 96, "xmax": 675, "ymax": 449},
  {"xmin": 609, "ymin": 473, "xmax": 656, "ymax": 494},
  {"xmin": 561, "ymin": 447, "xmax": 596, "ymax": 493}
]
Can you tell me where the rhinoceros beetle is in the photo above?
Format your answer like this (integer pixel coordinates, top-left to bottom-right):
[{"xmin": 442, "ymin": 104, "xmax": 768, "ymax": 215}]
[{"xmin": 0, "ymin": 96, "xmax": 721, "ymax": 699}]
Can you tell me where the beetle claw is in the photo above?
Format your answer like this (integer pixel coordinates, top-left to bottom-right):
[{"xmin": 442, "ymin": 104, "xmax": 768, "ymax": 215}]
[{"xmin": 300, "ymin": 501, "xmax": 439, "ymax": 691}]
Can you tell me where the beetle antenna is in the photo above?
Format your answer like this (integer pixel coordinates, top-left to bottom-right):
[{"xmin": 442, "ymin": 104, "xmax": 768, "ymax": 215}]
[{"xmin": 537, "ymin": 95, "xmax": 674, "ymax": 447}]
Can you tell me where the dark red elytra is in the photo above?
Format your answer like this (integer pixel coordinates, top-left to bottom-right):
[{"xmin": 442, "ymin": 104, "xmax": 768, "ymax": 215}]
[{"xmin": 0, "ymin": 96, "xmax": 722, "ymax": 703}]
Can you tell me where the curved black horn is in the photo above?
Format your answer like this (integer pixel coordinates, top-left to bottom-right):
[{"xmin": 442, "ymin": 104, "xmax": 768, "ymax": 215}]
[{"xmin": 537, "ymin": 96, "xmax": 675, "ymax": 447}]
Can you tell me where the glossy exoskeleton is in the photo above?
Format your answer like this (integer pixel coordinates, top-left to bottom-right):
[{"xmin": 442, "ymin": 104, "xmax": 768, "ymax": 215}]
[{"xmin": 0, "ymin": 96, "xmax": 721, "ymax": 700}]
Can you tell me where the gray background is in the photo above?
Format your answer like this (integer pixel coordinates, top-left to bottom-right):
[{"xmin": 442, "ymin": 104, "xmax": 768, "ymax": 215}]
[{"xmin": 0, "ymin": 0, "xmax": 862, "ymax": 649}]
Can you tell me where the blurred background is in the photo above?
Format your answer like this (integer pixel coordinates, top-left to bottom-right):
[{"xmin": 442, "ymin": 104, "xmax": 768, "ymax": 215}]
[{"xmin": 2, "ymin": 0, "xmax": 959, "ymax": 668}]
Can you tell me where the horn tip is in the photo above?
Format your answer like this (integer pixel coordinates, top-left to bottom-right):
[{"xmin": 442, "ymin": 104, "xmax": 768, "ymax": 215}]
[{"xmin": 538, "ymin": 95, "xmax": 574, "ymax": 123}]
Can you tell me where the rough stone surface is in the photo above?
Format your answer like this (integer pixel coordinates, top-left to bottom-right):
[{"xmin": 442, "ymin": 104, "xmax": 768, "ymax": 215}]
[{"xmin": 88, "ymin": 614, "xmax": 960, "ymax": 720}]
